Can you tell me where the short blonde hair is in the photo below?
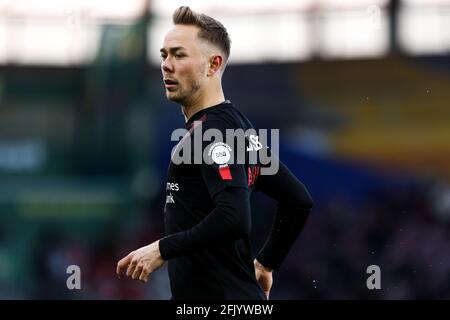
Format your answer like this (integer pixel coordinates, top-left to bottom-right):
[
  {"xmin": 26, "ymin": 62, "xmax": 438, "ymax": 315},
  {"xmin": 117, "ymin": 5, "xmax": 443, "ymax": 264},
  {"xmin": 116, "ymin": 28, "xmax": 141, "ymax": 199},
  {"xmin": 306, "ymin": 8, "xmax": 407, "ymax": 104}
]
[{"xmin": 173, "ymin": 6, "xmax": 231, "ymax": 62}]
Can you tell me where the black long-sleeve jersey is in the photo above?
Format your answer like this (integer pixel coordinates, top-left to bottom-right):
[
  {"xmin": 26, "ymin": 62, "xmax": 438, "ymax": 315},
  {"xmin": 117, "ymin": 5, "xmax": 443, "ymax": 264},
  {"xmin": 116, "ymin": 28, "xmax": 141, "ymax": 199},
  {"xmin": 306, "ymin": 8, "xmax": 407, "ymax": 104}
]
[{"xmin": 159, "ymin": 100, "xmax": 313, "ymax": 300}]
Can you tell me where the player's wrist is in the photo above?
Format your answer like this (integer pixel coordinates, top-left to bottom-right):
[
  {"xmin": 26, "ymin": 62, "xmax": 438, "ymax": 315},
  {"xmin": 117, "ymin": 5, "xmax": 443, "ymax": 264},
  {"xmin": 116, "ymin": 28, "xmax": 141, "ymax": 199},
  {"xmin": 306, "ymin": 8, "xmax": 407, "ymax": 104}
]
[{"xmin": 154, "ymin": 240, "xmax": 164, "ymax": 260}]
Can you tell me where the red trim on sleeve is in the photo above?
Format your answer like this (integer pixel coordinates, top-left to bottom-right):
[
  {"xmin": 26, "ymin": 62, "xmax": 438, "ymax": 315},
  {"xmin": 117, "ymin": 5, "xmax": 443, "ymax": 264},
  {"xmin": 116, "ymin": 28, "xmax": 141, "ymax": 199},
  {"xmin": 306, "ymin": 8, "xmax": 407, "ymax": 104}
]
[{"xmin": 219, "ymin": 166, "xmax": 232, "ymax": 180}]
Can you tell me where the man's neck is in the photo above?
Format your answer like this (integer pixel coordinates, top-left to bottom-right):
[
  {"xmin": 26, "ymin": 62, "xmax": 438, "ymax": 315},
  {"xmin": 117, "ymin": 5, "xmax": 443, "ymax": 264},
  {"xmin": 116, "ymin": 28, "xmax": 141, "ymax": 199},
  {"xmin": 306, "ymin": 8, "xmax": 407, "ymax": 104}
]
[{"xmin": 182, "ymin": 86, "xmax": 225, "ymax": 122}]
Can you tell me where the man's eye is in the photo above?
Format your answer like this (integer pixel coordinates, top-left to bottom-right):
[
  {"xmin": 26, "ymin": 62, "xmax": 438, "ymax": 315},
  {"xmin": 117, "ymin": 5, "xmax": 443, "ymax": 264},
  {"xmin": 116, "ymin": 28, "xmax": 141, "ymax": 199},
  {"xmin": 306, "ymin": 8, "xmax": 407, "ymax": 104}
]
[
  {"xmin": 175, "ymin": 54, "xmax": 184, "ymax": 58},
  {"xmin": 161, "ymin": 55, "xmax": 167, "ymax": 60}
]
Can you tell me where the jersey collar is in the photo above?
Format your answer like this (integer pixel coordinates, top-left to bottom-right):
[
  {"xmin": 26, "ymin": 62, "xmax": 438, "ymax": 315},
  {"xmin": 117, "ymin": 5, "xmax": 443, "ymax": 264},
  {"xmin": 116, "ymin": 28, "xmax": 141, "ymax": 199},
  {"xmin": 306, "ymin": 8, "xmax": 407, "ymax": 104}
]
[{"xmin": 185, "ymin": 100, "xmax": 231, "ymax": 129}]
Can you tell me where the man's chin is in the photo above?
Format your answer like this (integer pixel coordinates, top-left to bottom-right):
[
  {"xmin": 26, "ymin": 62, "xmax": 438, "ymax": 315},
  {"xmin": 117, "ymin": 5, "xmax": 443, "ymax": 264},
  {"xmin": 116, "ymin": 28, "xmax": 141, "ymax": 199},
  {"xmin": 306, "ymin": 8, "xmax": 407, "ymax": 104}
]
[{"xmin": 166, "ymin": 92, "xmax": 183, "ymax": 103}]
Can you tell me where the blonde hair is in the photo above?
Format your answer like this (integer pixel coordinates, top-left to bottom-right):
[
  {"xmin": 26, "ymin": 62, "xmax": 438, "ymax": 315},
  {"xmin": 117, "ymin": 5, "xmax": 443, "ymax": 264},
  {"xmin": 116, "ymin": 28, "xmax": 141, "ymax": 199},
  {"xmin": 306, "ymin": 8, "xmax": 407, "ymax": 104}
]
[{"xmin": 173, "ymin": 6, "xmax": 231, "ymax": 62}]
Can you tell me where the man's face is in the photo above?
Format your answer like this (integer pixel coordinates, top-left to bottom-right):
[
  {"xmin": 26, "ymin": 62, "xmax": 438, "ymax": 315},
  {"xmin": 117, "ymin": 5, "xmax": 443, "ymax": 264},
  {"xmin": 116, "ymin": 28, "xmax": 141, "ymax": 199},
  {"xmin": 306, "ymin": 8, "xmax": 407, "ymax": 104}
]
[{"xmin": 160, "ymin": 25, "xmax": 209, "ymax": 105}]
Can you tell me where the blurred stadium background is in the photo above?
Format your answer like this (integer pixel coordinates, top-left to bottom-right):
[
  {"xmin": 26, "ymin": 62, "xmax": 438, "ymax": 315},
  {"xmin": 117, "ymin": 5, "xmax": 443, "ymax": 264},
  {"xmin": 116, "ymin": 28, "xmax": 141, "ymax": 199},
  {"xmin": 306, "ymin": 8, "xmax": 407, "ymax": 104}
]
[{"xmin": 0, "ymin": 0, "xmax": 449, "ymax": 299}]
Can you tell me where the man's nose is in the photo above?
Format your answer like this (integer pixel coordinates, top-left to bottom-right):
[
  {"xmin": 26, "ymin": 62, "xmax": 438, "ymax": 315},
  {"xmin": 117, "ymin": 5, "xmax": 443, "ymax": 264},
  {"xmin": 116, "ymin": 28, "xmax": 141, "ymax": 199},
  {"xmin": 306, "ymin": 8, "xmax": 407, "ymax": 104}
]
[{"xmin": 162, "ymin": 58, "xmax": 173, "ymax": 72}]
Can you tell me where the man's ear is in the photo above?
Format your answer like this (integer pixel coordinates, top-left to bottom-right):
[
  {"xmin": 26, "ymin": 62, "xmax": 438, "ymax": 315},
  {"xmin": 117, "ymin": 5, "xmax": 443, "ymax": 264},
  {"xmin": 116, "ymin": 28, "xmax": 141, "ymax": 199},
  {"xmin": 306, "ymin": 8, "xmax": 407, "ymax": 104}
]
[{"xmin": 207, "ymin": 55, "xmax": 223, "ymax": 76}]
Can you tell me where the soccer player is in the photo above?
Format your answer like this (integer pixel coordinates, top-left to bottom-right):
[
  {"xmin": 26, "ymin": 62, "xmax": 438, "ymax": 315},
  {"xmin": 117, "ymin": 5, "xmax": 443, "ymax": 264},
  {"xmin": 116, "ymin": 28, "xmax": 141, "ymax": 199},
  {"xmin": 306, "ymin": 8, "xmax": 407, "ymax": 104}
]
[{"xmin": 116, "ymin": 6, "xmax": 313, "ymax": 300}]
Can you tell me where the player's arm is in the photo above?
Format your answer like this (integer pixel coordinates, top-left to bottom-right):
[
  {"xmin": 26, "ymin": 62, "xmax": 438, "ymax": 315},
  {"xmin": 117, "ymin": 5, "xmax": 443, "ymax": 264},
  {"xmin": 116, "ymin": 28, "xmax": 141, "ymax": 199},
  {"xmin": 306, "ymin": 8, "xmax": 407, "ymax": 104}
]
[
  {"xmin": 255, "ymin": 157, "xmax": 313, "ymax": 271},
  {"xmin": 252, "ymin": 157, "xmax": 312, "ymax": 298},
  {"xmin": 117, "ymin": 120, "xmax": 249, "ymax": 281},
  {"xmin": 159, "ymin": 184, "xmax": 251, "ymax": 259},
  {"xmin": 116, "ymin": 184, "xmax": 250, "ymax": 282},
  {"xmin": 116, "ymin": 185, "xmax": 249, "ymax": 282}
]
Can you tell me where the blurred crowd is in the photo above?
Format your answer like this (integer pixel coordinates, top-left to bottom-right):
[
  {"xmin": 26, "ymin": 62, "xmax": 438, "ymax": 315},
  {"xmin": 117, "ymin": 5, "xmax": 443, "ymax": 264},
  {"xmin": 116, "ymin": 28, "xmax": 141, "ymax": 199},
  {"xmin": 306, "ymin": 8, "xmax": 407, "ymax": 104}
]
[{"xmin": 272, "ymin": 178, "xmax": 450, "ymax": 299}]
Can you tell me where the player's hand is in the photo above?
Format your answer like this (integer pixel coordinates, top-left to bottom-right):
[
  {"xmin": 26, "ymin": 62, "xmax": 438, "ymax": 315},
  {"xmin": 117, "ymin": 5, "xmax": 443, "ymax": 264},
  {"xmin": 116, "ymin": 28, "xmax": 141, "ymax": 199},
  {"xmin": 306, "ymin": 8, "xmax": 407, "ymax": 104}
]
[
  {"xmin": 116, "ymin": 240, "xmax": 165, "ymax": 283},
  {"xmin": 254, "ymin": 259, "xmax": 273, "ymax": 299}
]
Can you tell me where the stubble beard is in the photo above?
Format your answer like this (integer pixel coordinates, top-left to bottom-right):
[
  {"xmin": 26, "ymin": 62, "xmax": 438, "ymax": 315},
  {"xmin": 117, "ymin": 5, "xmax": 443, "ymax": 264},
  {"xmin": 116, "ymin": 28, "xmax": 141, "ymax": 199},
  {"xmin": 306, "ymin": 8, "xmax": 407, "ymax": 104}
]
[{"xmin": 166, "ymin": 75, "xmax": 202, "ymax": 107}]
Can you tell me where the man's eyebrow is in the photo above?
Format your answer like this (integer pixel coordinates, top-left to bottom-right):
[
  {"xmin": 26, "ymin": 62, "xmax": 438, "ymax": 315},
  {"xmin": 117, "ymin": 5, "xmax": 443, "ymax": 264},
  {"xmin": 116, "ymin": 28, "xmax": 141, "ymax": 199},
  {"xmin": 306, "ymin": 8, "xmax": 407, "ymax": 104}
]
[{"xmin": 160, "ymin": 46, "xmax": 186, "ymax": 54}]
